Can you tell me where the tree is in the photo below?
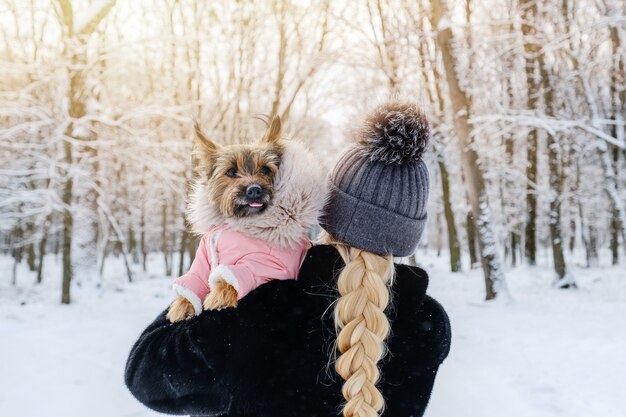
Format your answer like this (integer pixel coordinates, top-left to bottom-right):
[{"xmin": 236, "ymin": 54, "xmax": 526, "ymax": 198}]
[
  {"xmin": 520, "ymin": 0, "xmax": 540, "ymax": 265},
  {"xmin": 429, "ymin": 0, "xmax": 509, "ymax": 300},
  {"xmin": 52, "ymin": 0, "xmax": 117, "ymax": 303}
]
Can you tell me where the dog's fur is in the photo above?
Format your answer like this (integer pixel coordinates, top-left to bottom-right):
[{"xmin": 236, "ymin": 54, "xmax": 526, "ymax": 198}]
[{"xmin": 167, "ymin": 116, "xmax": 327, "ymax": 321}]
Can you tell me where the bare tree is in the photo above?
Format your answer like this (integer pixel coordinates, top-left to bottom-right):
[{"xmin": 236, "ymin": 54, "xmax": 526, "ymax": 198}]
[
  {"xmin": 429, "ymin": 0, "xmax": 509, "ymax": 300},
  {"xmin": 52, "ymin": 0, "xmax": 117, "ymax": 303}
]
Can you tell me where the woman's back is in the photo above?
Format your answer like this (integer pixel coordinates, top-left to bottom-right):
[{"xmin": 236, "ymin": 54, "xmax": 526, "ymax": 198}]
[
  {"xmin": 234, "ymin": 245, "xmax": 450, "ymax": 416},
  {"xmin": 125, "ymin": 244, "xmax": 450, "ymax": 417}
]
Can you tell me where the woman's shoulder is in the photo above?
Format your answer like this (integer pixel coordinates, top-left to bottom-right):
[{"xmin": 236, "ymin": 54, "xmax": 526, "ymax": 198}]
[
  {"xmin": 392, "ymin": 262, "xmax": 430, "ymax": 306},
  {"xmin": 302, "ymin": 243, "xmax": 343, "ymax": 262},
  {"xmin": 298, "ymin": 244, "xmax": 343, "ymax": 277},
  {"xmin": 298, "ymin": 245, "xmax": 430, "ymax": 301}
]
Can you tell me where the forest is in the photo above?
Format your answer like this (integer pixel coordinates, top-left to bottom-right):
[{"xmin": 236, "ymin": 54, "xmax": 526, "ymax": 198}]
[{"xmin": 1, "ymin": 0, "xmax": 625, "ymax": 305}]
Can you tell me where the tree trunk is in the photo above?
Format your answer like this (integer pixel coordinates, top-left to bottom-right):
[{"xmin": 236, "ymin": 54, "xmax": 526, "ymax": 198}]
[
  {"xmin": 524, "ymin": 130, "xmax": 538, "ymax": 265},
  {"xmin": 162, "ymin": 203, "xmax": 171, "ymax": 276},
  {"xmin": 548, "ymin": 133, "xmax": 573, "ymax": 287},
  {"xmin": 436, "ymin": 211, "xmax": 443, "ymax": 257},
  {"xmin": 610, "ymin": 209, "xmax": 619, "ymax": 265},
  {"xmin": 269, "ymin": 1, "xmax": 287, "ymax": 119},
  {"xmin": 597, "ymin": 143, "xmax": 626, "ymax": 250},
  {"xmin": 36, "ymin": 230, "xmax": 47, "ymax": 284},
  {"xmin": 510, "ymin": 232, "xmax": 519, "ymax": 267},
  {"xmin": 12, "ymin": 252, "xmax": 18, "ymax": 286},
  {"xmin": 13, "ymin": 225, "xmax": 23, "ymax": 265},
  {"xmin": 26, "ymin": 234, "xmax": 36, "ymax": 272},
  {"xmin": 608, "ymin": 20, "xmax": 625, "ymax": 261},
  {"xmin": 178, "ymin": 229, "xmax": 188, "ymax": 277},
  {"xmin": 54, "ymin": 0, "xmax": 117, "ymax": 303},
  {"xmin": 574, "ymin": 157, "xmax": 592, "ymax": 268},
  {"xmin": 11, "ymin": 226, "xmax": 21, "ymax": 285},
  {"xmin": 53, "ymin": 235, "xmax": 60, "ymax": 256},
  {"xmin": 439, "ymin": 161, "xmax": 461, "ymax": 271},
  {"xmin": 568, "ymin": 219, "xmax": 576, "ymax": 252},
  {"xmin": 537, "ymin": 18, "xmax": 573, "ymax": 287},
  {"xmin": 61, "ymin": 135, "xmax": 73, "ymax": 305},
  {"xmin": 567, "ymin": 147, "xmax": 577, "ymax": 253},
  {"xmin": 520, "ymin": 0, "xmax": 540, "ymax": 265},
  {"xmin": 129, "ymin": 226, "xmax": 138, "ymax": 264},
  {"xmin": 588, "ymin": 225, "xmax": 599, "ymax": 267},
  {"xmin": 502, "ymin": 132, "xmax": 521, "ymax": 267},
  {"xmin": 98, "ymin": 240, "xmax": 108, "ymax": 278},
  {"xmin": 467, "ymin": 211, "xmax": 478, "ymax": 267},
  {"xmin": 68, "ymin": 64, "xmax": 99, "ymax": 286},
  {"xmin": 430, "ymin": 0, "xmax": 509, "ymax": 300},
  {"xmin": 140, "ymin": 199, "xmax": 147, "ymax": 272}
]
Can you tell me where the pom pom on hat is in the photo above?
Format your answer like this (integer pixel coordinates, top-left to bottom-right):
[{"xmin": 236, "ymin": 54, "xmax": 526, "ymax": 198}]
[{"xmin": 356, "ymin": 101, "xmax": 430, "ymax": 165}]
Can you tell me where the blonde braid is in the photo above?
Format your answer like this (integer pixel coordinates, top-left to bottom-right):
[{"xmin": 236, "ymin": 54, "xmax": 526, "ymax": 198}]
[{"xmin": 333, "ymin": 243, "xmax": 395, "ymax": 417}]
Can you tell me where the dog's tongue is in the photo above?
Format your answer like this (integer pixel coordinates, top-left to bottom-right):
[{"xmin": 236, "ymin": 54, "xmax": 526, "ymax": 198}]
[{"xmin": 249, "ymin": 202, "xmax": 264, "ymax": 208}]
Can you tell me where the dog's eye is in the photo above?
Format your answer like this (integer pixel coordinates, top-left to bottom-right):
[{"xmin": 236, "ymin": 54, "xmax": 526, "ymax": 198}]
[
  {"xmin": 226, "ymin": 168, "xmax": 238, "ymax": 178},
  {"xmin": 259, "ymin": 166, "xmax": 271, "ymax": 175}
]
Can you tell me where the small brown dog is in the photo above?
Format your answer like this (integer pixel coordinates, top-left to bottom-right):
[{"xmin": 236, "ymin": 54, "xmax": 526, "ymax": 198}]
[{"xmin": 167, "ymin": 116, "xmax": 326, "ymax": 322}]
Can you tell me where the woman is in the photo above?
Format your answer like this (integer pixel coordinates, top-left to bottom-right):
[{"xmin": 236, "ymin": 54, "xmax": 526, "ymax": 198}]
[{"xmin": 125, "ymin": 101, "xmax": 451, "ymax": 417}]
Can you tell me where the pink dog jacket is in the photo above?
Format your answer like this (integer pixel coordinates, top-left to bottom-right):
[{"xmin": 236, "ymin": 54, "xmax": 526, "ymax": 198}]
[{"xmin": 173, "ymin": 225, "xmax": 310, "ymax": 315}]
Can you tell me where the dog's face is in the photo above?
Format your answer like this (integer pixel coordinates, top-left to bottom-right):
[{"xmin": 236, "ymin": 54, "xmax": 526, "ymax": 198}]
[{"xmin": 193, "ymin": 116, "xmax": 284, "ymax": 218}]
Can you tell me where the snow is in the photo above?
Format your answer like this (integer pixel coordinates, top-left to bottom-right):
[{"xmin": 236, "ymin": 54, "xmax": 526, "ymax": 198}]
[
  {"xmin": 1, "ymin": 250, "xmax": 625, "ymax": 417},
  {"xmin": 425, "ymin": 251, "xmax": 626, "ymax": 417},
  {"xmin": 0, "ymin": 255, "xmax": 166, "ymax": 417}
]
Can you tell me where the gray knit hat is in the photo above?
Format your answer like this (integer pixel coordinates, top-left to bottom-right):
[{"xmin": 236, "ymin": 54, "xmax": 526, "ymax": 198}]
[{"xmin": 319, "ymin": 101, "xmax": 430, "ymax": 257}]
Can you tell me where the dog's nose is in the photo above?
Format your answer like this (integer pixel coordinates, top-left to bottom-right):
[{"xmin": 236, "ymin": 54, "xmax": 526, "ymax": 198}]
[{"xmin": 246, "ymin": 184, "xmax": 263, "ymax": 199}]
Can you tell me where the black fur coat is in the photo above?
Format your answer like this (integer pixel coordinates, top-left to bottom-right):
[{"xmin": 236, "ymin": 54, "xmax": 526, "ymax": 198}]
[{"xmin": 125, "ymin": 245, "xmax": 451, "ymax": 417}]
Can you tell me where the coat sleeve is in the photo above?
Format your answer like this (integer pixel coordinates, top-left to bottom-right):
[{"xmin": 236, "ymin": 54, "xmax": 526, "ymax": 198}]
[
  {"xmin": 172, "ymin": 234, "xmax": 211, "ymax": 315},
  {"xmin": 208, "ymin": 252, "xmax": 294, "ymax": 299},
  {"xmin": 124, "ymin": 309, "xmax": 237, "ymax": 416}
]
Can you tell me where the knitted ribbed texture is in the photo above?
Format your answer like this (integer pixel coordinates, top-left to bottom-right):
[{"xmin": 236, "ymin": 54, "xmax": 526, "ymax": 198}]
[{"xmin": 331, "ymin": 149, "xmax": 429, "ymax": 219}]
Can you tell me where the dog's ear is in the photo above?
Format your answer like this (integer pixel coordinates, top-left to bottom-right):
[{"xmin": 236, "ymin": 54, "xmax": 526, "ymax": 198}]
[
  {"xmin": 192, "ymin": 121, "xmax": 220, "ymax": 170},
  {"xmin": 260, "ymin": 115, "xmax": 282, "ymax": 144}
]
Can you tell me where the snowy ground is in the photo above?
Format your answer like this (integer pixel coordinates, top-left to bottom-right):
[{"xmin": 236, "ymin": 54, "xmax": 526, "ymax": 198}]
[
  {"xmin": 1, "ymin": 250, "xmax": 625, "ymax": 417},
  {"xmin": 425, "ymin": 252, "xmax": 626, "ymax": 417}
]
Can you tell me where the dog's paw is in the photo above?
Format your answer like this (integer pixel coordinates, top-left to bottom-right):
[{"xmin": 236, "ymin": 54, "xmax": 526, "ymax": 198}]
[
  {"xmin": 166, "ymin": 296, "xmax": 196, "ymax": 322},
  {"xmin": 204, "ymin": 280, "xmax": 238, "ymax": 311}
]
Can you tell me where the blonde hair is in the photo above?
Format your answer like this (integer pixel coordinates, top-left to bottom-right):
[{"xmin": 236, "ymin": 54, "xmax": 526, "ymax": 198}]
[{"xmin": 332, "ymin": 240, "xmax": 395, "ymax": 417}]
